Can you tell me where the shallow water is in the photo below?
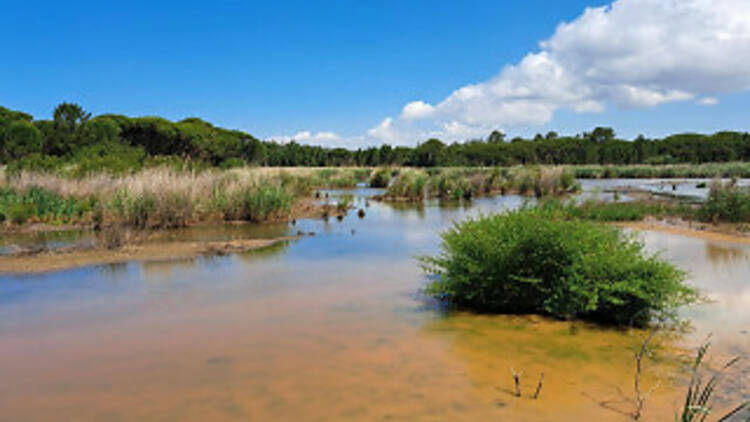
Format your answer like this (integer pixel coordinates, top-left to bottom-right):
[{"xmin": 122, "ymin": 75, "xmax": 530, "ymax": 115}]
[
  {"xmin": 0, "ymin": 189, "xmax": 748, "ymax": 421},
  {"xmin": 579, "ymin": 178, "xmax": 750, "ymax": 201}
]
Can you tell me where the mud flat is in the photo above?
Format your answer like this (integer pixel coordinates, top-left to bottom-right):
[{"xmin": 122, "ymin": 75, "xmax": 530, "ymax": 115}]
[{"xmin": 0, "ymin": 236, "xmax": 301, "ymax": 274}]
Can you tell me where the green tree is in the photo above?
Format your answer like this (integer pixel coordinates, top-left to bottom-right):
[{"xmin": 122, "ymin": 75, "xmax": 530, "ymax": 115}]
[
  {"xmin": 48, "ymin": 102, "xmax": 92, "ymax": 155},
  {"xmin": 2, "ymin": 120, "xmax": 43, "ymax": 160}
]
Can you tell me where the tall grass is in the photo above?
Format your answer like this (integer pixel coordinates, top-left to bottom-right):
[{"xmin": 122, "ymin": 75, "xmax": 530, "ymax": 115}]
[
  {"xmin": 383, "ymin": 167, "xmax": 578, "ymax": 200},
  {"xmin": 678, "ymin": 340, "xmax": 748, "ymax": 422},
  {"xmin": 420, "ymin": 206, "xmax": 697, "ymax": 326},
  {"xmin": 0, "ymin": 167, "xmax": 309, "ymax": 229},
  {"xmin": 551, "ymin": 199, "xmax": 697, "ymax": 222},
  {"xmin": 570, "ymin": 162, "xmax": 750, "ymax": 179}
]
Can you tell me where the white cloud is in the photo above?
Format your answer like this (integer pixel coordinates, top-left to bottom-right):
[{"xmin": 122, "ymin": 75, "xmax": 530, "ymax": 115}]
[
  {"xmin": 366, "ymin": 117, "xmax": 402, "ymax": 143},
  {"xmin": 698, "ymin": 97, "xmax": 719, "ymax": 106},
  {"xmin": 276, "ymin": 0, "xmax": 750, "ymax": 147},
  {"xmin": 269, "ymin": 130, "xmax": 342, "ymax": 145},
  {"xmin": 366, "ymin": 0, "xmax": 750, "ymax": 144},
  {"xmin": 401, "ymin": 101, "xmax": 436, "ymax": 120}
]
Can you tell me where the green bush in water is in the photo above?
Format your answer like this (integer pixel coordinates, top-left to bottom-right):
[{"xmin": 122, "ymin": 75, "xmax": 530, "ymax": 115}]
[
  {"xmin": 420, "ymin": 207, "xmax": 697, "ymax": 326},
  {"xmin": 698, "ymin": 181, "xmax": 750, "ymax": 223}
]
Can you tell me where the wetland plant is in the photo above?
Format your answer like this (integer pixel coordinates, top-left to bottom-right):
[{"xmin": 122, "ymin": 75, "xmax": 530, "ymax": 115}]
[
  {"xmin": 420, "ymin": 206, "xmax": 698, "ymax": 326},
  {"xmin": 677, "ymin": 340, "xmax": 748, "ymax": 422},
  {"xmin": 369, "ymin": 167, "xmax": 393, "ymax": 188},
  {"xmin": 698, "ymin": 180, "xmax": 750, "ymax": 223}
]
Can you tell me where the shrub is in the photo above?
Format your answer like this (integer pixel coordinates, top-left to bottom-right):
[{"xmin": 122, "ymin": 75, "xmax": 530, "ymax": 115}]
[
  {"xmin": 369, "ymin": 167, "xmax": 392, "ymax": 188},
  {"xmin": 421, "ymin": 207, "xmax": 697, "ymax": 326},
  {"xmin": 698, "ymin": 181, "xmax": 750, "ymax": 223}
]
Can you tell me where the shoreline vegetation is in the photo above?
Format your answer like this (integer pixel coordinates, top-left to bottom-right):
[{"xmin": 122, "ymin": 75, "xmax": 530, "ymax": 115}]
[
  {"xmin": 0, "ymin": 167, "xmax": 366, "ymax": 232},
  {"xmin": 2, "ymin": 165, "xmax": 749, "ymax": 233}
]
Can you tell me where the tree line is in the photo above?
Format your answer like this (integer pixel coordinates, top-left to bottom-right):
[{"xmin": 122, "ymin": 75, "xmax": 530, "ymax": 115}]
[{"xmin": 2, "ymin": 103, "xmax": 749, "ymax": 171}]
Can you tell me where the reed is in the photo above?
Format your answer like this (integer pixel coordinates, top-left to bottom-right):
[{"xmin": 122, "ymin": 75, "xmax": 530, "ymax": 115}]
[{"xmin": 0, "ymin": 167, "xmax": 310, "ymax": 229}]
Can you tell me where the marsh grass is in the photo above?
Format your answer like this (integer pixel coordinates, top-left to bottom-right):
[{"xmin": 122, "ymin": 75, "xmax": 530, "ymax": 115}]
[
  {"xmin": 678, "ymin": 340, "xmax": 749, "ymax": 422},
  {"xmin": 383, "ymin": 166, "xmax": 578, "ymax": 200},
  {"xmin": 698, "ymin": 180, "xmax": 750, "ymax": 223},
  {"xmin": 570, "ymin": 162, "xmax": 750, "ymax": 179},
  {"xmin": 557, "ymin": 199, "xmax": 697, "ymax": 222},
  {"xmin": 369, "ymin": 167, "xmax": 393, "ymax": 188},
  {"xmin": 0, "ymin": 167, "xmax": 310, "ymax": 229}
]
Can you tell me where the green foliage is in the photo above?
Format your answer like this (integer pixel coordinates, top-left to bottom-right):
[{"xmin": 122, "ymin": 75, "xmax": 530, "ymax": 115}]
[
  {"xmin": 387, "ymin": 169, "xmax": 429, "ymax": 199},
  {"xmin": 3, "ymin": 102, "xmax": 750, "ymax": 170},
  {"xmin": 240, "ymin": 186, "xmax": 292, "ymax": 222},
  {"xmin": 219, "ymin": 157, "xmax": 246, "ymax": 169},
  {"xmin": 571, "ymin": 163, "xmax": 750, "ymax": 179},
  {"xmin": 68, "ymin": 143, "xmax": 147, "ymax": 176},
  {"xmin": 560, "ymin": 199, "xmax": 695, "ymax": 222},
  {"xmin": 698, "ymin": 181, "xmax": 750, "ymax": 223},
  {"xmin": 2, "ymin": 120, "xmax": 43, "ymax": 160},
  {"xmin": 678, "ymin": 340, "xmax": 749, "ymax": 422},
  {"xmin": 421, "ymin": 207, "xmax": 697, "ymax": 326},
  {"xmin": 3, "ymin": 101, "xmax": 750, "ymax": 172},
  {"xmin": 369, "ymin": 167, "xmax": 392, "ymax": 188},
  {"xmin": 0, "ymin": 187, "xmax": 93, "ymax": 224},
  {"xmin": 384, "ymin": 167, "xmax": 576, "ymax": 200}
]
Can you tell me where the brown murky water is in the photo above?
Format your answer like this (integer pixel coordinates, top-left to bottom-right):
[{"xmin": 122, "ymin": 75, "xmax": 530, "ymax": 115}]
[{"xmin": 0, "ymin": 190, "xmax": 748, "ymax": 421}]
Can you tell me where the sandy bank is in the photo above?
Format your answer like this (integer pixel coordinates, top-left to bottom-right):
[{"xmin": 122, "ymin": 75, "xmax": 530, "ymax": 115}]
[{"xmin": 0, "ymin": 236, "xmax": 301, "ymax": 275}]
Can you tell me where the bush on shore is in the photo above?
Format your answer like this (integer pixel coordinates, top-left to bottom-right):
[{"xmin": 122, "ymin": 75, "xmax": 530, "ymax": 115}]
[
  {"xmin": 421, "ymin": 207, "xmax": 697, "ymax": 326},
  {"xmin": 698, "ymin": 180, "xmax": 750, "ymax": 223}
]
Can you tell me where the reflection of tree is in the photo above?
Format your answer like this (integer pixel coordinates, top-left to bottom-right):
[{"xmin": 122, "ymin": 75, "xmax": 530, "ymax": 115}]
[
  {"xmin": 388, "ymin": 201, "xmax": 427, "ymax": 220},
  {"xmin": 141, "ymin": 257, "xmax": 201, "ymax": 280},
  {"xmin": 705, "ymin": 243, "xmax": 750, "ymax": 267},
  {"xmin": 236, "ymin": 241, "xmax": 290, "ymax": 263}
]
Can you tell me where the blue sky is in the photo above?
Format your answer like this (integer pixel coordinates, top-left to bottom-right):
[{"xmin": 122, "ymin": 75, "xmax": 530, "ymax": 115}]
[{"xmin": 2, "ymin": 0, "xmax": 749, "ymax": 146}]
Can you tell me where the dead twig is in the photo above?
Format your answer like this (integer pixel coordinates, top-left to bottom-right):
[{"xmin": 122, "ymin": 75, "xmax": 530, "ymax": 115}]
[{"xmin": 533, "ymin": 372, "xmax": 544, "ymax": 399}]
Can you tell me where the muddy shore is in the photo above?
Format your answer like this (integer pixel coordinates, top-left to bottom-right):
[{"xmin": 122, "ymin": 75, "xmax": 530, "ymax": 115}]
[{"xmin": 0, "ymin": 236, "xmax": 303, "ymax": 274}]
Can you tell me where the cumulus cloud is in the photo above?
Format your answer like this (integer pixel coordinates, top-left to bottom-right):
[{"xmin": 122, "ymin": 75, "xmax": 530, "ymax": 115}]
[
  {"xmin": 401, "ymin": 101, "xmax": 436, "ymax": 120},
  {"xmin": 276, "ymin": 0, "xmax": 750, "ymax": 147},
  {"xmin": 366, "ymin": 117, "xmax": 401, "ymax": 143},
  {"xmin": 365, "ymin": 0, "xmax": 750, "ymax": 144}
]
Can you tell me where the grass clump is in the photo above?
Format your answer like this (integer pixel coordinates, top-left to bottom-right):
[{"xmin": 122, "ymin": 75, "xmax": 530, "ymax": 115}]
[
  {"xmin": 369, "ymin": 167, "xmax": 393, "ymax": 188},
  {"xmin": 0, "ymin": 186, "xmax": 94, "ymax": 224},
  {"xmin": 698, "ymin": 180, "xmax": 750, "ymax": 223},
  {"xmin": 421, "ymin": 207, "xmax": 697, "ymax": 326},
  {"xmin": 569, "ymin": 162, "xmax": 750, "ymax": 179},
  {"xmin": 383, "ymin": 167, "xmax": 578, "ymax": 201},
  {"xmin": 386, "ymin": 169, "xmax": 429, "ymax": 199},
  {"xmin": 562, "ymin": 199, "xmax": 695, "ymax": 222}
]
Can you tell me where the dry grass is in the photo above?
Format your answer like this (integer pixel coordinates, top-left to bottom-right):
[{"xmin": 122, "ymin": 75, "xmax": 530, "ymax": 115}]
[{"xmin": 0, "ymin": 167, "xmax": 320, "ymax": 229}]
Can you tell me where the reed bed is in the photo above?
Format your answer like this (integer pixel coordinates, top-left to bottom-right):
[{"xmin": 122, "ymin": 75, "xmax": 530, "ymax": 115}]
[
  {"xmin": 382, "ymin": 166, "xmax": 579, "ymax": 200},
  {"xmin": 570, "ymin": 162, "xmax": 750, "ymax": 179},
  {"xmin": 0, "ymin": 167, "xmax": 326, "ymax": 228}
]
